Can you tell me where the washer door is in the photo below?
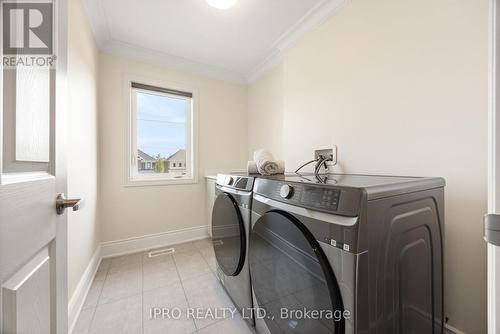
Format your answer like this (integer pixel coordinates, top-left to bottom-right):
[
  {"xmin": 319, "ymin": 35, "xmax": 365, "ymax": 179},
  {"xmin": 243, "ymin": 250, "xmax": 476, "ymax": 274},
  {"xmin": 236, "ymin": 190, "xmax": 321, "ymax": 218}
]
[
  {"xmin": 211, "ymin": 192, "xmax": 246, "ymax": 276},
  {"xmin": 249, "ymin": 210, "xmax": 345, "ymax": 334}
]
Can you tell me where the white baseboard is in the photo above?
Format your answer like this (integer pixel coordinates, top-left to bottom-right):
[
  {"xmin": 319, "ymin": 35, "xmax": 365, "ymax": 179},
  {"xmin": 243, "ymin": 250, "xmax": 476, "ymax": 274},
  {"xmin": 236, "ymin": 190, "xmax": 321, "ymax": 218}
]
[
  {"xmin": 100, "ymin": 225, "xmax": 210, "ymax": 258},
  {"xmin": 445, "ymin": 324, "xmax": 467, "ymax": 334},
  {"xmin": 68, "ymin": 246, "xmax": 102, "ymax": 334}
]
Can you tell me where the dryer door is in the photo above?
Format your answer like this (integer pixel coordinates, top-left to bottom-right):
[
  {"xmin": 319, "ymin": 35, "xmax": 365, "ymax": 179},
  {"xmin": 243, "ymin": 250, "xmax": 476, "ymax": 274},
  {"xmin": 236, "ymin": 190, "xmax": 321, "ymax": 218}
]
[
  {"xmin": 211, "ymin": 192, "xmax": 246, "ymax": 276},
  {"xmin": 249, "ymin": 210, "xmax": 345, "ymax": 334}
]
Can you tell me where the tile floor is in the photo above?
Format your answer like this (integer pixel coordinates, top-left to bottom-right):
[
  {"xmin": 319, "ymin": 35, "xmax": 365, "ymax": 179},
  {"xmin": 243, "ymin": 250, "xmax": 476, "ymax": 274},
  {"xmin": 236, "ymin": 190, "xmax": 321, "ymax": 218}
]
[{"xmin": 72, "ymin": 238, "xmax": 254, "ymax": 334}]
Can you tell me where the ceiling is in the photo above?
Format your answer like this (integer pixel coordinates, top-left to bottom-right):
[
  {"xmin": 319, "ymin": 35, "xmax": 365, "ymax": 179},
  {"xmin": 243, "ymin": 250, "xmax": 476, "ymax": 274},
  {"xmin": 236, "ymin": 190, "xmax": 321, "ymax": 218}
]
[{"xmin": 84, "ymin": 0, "xmax": 347, "ymax": 83}]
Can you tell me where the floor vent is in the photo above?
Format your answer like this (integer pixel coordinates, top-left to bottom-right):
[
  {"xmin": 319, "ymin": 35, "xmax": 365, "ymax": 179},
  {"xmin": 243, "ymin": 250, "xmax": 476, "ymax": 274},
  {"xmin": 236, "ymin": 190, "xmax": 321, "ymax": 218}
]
[{"xmin": 148, "ymin": 247, "xmax": 175, "ymax": 258}]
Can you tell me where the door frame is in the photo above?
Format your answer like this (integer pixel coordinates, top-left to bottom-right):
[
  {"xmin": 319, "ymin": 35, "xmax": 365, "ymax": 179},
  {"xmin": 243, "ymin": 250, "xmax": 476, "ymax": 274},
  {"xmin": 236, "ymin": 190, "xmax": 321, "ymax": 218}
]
[
  {"xmin": 489, "ymin": 0, "xmax": 500, "ymax": 333},
  {"xmin": 53, "ymin": 0, "xmax": 69, "ymax": 332}
]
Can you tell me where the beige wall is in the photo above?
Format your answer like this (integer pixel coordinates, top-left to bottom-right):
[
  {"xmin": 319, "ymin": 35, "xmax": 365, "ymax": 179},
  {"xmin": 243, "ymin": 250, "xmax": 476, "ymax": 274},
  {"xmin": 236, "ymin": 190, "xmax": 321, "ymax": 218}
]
[
  {"xmin": 67, "ymin": 0, "xmax": 100, "ymax": 300},
  {"xmin": 247, "ymin": 63, "xmax": 284, "ymax": 158},
  {"xmin": 248, "ymin": 0, "xmax": 488, "ymax": 332},
  {"xmin": 69, "ymin": 0, "xmax": 488, "ymax": 331},
  {"xmin": 98, "ymin": 53, "xmax": 248, "ymax": 242}
]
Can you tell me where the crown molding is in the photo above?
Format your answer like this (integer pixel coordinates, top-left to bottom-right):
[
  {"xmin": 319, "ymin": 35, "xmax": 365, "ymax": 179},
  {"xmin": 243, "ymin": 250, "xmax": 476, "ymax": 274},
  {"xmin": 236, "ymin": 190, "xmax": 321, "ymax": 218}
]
[
  {"xmin": 83, "ymin": 0, "xmax": 350, "ymax": 85},
  {"xmin": 82, "ymin": 0, "xmax": 246, "ymax": 84},
  {"xmin": 245, "ymin": 49, "xmax": 283, "ymax": 84},
  {"xmin": 82, "ymin": 0, "xmax": 111, "ymax": 48},
  {"xmin": 102, "ymin": 40, "xmax": 247, "ymax": 84},
  {"xmin": 245, "ymin": 0, "xmax": 350, "ymax": 83}
]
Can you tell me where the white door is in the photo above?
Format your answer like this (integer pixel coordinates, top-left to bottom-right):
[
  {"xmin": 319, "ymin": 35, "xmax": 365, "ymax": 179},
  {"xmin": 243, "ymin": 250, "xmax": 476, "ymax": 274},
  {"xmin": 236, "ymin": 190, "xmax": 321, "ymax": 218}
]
[{"xmin": 0, "ymin": 0, "xmax": 71, "ymax": 333}]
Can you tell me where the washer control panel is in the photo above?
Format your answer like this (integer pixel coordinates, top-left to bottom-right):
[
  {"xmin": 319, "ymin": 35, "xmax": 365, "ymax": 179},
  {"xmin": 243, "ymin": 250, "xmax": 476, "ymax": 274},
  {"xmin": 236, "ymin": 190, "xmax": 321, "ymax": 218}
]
[
  {"xmin": 216, "ymin": 174, "xmax": 254, "ymax": 192},
  {"xmin": 254, "ymin": 179, "xmax": 362, "ymax": 216},
  {"xmin": 279, "ymin": 184, "xmax": 294, "ymax": 199},
  {"xmin": 298, "ymin": 185, "xmax": 341, "ymax": 211},
  {"xmin": 273, "ymin": 183, "xmax": 341, "ymax": 212}
]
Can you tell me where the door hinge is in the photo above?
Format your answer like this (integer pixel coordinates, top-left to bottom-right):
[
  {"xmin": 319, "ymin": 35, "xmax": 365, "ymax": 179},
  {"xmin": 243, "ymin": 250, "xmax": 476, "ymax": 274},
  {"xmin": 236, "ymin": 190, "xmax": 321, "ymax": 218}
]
[{"xmin": 484, "ymin": 214, "xmax": 500, "ymax": 246}]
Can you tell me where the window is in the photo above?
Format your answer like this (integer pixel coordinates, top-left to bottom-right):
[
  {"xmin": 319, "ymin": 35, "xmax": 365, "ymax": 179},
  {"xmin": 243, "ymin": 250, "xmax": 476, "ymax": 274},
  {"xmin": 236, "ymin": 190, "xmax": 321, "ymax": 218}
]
[{"xmin": 127, "ymin": 79, "xmax": 197, "ymax": 185}]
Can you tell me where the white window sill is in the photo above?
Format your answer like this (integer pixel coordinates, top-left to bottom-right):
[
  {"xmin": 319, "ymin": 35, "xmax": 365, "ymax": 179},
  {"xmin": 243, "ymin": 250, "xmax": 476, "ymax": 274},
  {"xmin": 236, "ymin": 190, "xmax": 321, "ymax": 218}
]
[{"xmin": 124, "ymin": 177, "xmax": 198, "ymax": 187}]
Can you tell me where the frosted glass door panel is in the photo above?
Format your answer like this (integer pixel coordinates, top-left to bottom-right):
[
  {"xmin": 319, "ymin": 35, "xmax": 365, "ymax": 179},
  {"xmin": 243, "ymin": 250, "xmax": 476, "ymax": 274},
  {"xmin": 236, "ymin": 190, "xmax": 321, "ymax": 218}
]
[{"xmin": 15, "ymin": 67, "xmax": 50, "ymax": 162}]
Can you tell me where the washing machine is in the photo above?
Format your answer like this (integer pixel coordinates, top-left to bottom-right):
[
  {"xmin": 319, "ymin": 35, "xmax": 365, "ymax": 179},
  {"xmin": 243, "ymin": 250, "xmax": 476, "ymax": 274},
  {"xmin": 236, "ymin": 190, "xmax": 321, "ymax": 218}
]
[
  {"xmin": 249, "ymin": 173, "xmax": 445, "ymax": 334},
  {"xmin": 211, "ymin": 173, "xmax": 255, "ymax": 326}
]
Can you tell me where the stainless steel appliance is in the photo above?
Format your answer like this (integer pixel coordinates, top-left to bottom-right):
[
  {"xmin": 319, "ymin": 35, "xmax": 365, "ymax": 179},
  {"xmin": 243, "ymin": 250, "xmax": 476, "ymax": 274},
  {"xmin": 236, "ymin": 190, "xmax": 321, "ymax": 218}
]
[
  {"xmin": 211, "ymin": 174, "xmax": 255, "ymax": 327},
  {"xmin": 249, "ymin": 173, "xmax": 445, "ymax": 334}
]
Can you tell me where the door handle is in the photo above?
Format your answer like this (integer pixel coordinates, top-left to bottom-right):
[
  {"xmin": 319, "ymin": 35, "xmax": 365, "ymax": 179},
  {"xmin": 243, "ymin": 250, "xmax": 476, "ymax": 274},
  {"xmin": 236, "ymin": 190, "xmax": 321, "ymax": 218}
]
[
  {"xmin": 484, "ymin": 214, "xmax": 500, "ymax": 246},
  {"xmin": 56, "ymin": 194, "xmax": 81, "ymax": 215}
]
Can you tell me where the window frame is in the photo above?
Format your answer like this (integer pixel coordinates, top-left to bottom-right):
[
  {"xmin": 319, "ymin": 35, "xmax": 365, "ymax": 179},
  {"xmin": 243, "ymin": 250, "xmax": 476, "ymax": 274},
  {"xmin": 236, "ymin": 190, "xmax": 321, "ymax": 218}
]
[{"xmin": 124, "ymin": 75, "xmax": 198, "ymax": 187}]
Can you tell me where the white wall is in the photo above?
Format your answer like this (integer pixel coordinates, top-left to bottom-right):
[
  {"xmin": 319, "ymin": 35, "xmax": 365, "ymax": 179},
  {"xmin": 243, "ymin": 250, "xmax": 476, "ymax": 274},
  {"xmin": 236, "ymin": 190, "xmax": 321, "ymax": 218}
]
[
  {"xmin": 67, "ymin": 0, "xmax": 100, "ymax": 301},
  {"xmin": 248, "ymin": 0, "xmax": 488, "ymax": 332},
  {"xmin": 98, "ymin": 53, "xmax": 248, "ymax": 242}
]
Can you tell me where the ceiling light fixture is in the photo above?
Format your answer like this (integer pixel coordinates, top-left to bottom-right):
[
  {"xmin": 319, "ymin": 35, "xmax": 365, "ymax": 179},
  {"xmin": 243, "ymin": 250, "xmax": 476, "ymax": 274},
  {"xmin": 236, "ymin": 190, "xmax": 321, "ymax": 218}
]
[{"xmin": 206, "ymin": 0, "xmax": 237, "ymax": 10}]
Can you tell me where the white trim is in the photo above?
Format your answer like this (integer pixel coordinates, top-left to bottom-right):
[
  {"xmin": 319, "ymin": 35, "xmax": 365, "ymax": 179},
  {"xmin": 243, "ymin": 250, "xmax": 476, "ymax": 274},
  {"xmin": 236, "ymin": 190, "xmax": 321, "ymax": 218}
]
[
  {"xmin": 123, "ymin": 178, "xmax": 199, "ymax": 188},
  {"xmin": 272, "ymin": 0, "xmax": 349, "ymax": 52},
  {"xmin": 83, "ymin": 0, "xmax": 350, "ymax": 84},
  {"xmin": 245, "ymin": 49, "xmax": 284, "ymax": 84},
  {"xmin": 0, "ymin": 0, "xmax": 3, "ymax": 182},
  {"xmin": 100, "ymin": 225, "xmax": 210, "ymax": 258},
  {"xmin": 445, "ymin": 324, "xmax": 467, "ymax": 334},
  {"xmin": 103, "ymin": 40, "xmax": 246, "ymax": 84},
  {"xmin": 82, "ymin": 0, "xmax": 111, "ymax": 48},
  {"xmin": 68, "ymin": 246, "xmax": 101, "ymax": 334},
  {"xmin": 489, "ymin": 0, "xmax": 497, "ymax": 223},
  {"xmin": 489, "ymin": 1, "xmax": 500, "ymax": 334},
  {"xmin": 83, "ymin": 0, "xmax": 245, "ymax": 83}
]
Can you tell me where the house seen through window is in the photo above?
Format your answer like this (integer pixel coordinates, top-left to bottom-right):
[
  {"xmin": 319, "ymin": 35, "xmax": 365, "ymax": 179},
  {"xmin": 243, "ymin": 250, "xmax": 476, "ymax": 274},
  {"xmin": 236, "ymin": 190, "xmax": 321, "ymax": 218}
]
[{"xmin": 131, "ymin": 82, "xmax": 193, "ymax": 181}]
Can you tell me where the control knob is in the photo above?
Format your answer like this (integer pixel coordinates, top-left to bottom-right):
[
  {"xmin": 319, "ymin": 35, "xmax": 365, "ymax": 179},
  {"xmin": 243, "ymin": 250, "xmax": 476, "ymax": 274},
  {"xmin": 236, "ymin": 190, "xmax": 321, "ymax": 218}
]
[{"xmin": 280, "ymin": 184, "xmax": 294, "ymax": 199}]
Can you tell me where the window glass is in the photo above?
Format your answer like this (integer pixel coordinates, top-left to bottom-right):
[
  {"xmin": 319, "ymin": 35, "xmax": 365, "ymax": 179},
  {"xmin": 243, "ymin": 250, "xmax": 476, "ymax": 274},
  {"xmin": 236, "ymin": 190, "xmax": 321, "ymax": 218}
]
[{"xmin": 132, "ymin": 87, "xmax": 192, "ymax": 180}]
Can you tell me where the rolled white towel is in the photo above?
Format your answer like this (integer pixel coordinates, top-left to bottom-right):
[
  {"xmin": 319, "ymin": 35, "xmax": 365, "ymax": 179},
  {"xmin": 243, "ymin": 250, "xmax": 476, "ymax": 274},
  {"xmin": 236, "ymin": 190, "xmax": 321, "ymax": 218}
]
[
  {"xmin": 256, "ymin": 160, "xmax": 279, "ymax": 176},
  {"xmin": 267, "ymin": 160, "xmax": 285, "ymax": 175},
  {"xmin": 248, "ymin": 159, "xmax": 285, "ymax": 176},
  {"xmin": 253, "ymin": 149, "xmax": 279, "ymax": 175},
  {"xmin": 247, "ymin": 160, "xmax": 285, "ymax": 176},
  {"xmin": 253, "ymin": 148, "xmax": 275, "ymax": 162},
  {"xmin": 247, "ymin": 161, "xmax": 259, "ymax": 174}
]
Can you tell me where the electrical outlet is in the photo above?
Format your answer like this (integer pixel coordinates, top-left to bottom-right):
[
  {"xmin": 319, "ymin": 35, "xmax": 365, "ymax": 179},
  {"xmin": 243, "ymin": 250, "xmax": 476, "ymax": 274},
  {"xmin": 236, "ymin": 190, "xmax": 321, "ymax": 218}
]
[{"xmin": 314, "ymin": 146, "xmax": 337, "ymax": 166}]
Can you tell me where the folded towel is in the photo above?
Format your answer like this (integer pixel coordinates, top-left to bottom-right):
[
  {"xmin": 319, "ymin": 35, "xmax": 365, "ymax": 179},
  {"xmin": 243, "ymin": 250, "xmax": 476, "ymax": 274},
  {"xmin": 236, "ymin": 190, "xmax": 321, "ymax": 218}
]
[{"xmin": 247, "ymin": 160, "xmax": 285, "ymax": 176}]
